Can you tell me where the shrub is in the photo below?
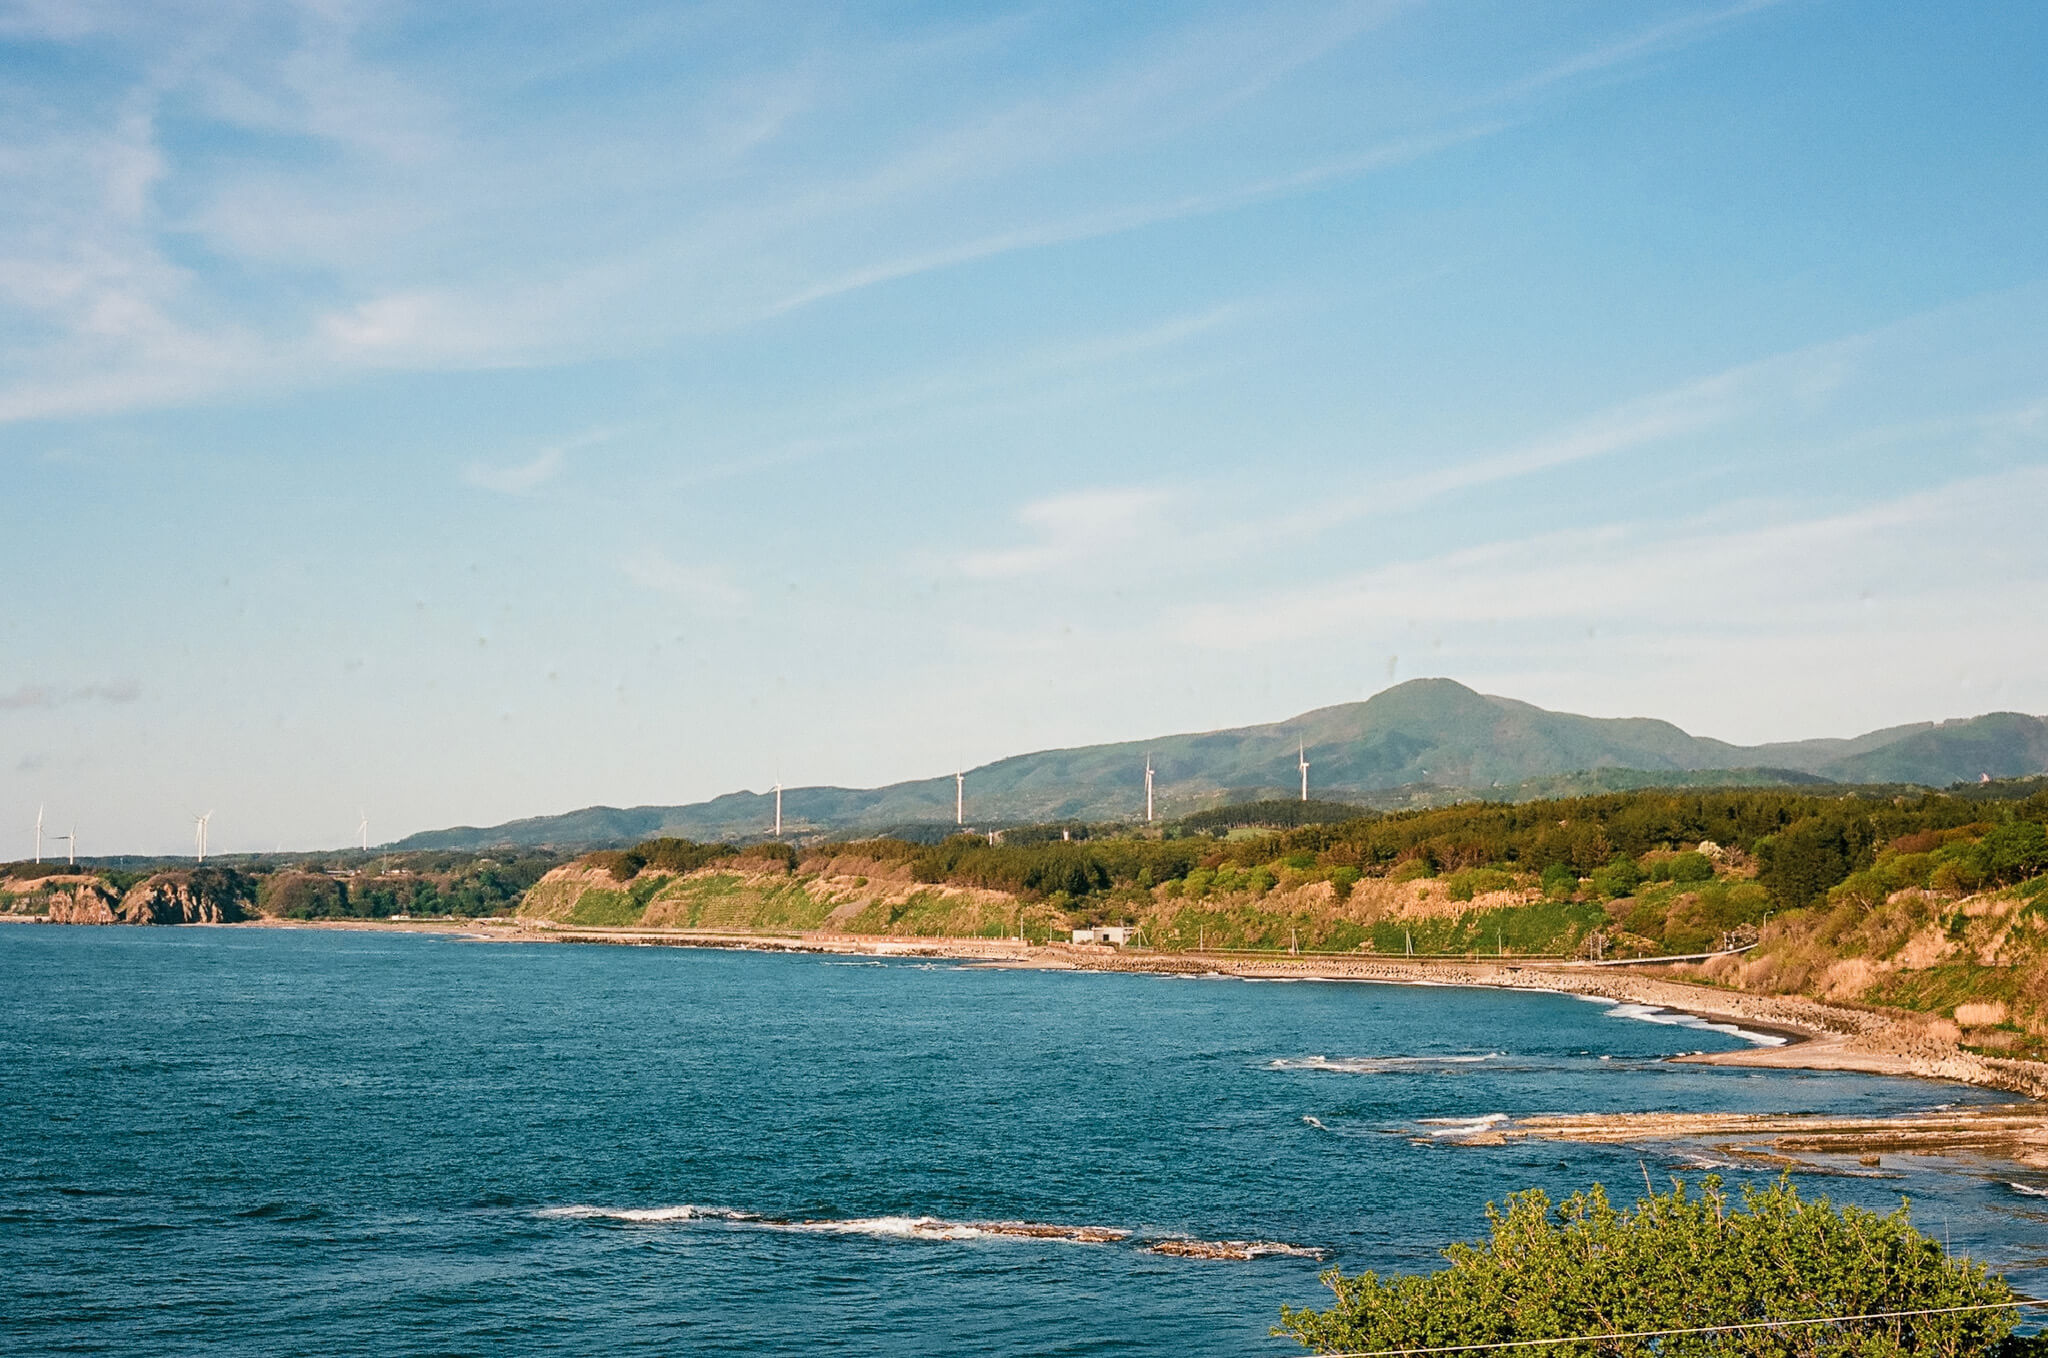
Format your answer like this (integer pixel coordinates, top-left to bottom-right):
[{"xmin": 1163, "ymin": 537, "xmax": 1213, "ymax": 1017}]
[
  {"xmin": 1445, "ymin": 867, "xmax": 1516, "ymax": 902},
  {"xmin": 1590, "ymin": 855, "xmax": 1643, "ymax": 900},
  {"xmin": 256, "ymin": 872, "xmax": 348, "ymax": 919},
  {"xmin": 1668, "ymin": 849, "xmax": 1714, "ymax": 883},
  {"xmin": 1982, "ymin": 820, "xmax": 2048, "ymax": 885},
  {"xmin": 585, "ymin": 850, "xmax": 644, "ymax": 882},
  {"xmin": 1540, "ymin": 861, "xmax": 1579, "ymax": 901},
  {"xmin": 1281, "ymin": 1177, "xmax": 2025, "ymax": 1357}
]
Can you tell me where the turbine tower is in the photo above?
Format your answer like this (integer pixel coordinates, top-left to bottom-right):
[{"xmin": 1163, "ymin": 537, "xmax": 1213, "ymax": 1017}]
[
  {"xmin": 772, "ymin": 782, "xmax": 782, "ymax": 837},
  {"xmin": 194, "ymin": 811, "xmax": 212, "ymax": 863},
  {"xmin": 955, "ymin": 770, "xmax": 964, "ymax": 827},
  {"xmin": 1144, "ymin": 756, "xmax": 1155, "ymax": 824},
  {"xmin": 357, "ymin": 810, "xmax": 369, "ymax": 852},
  {"xmin": 1298, "ymin": 741, "xmax": 1310, "ymax": 803},
  {"xmin": 34, "ymin": 803, "xmax": 44, "ymax": 864},
  {"xmin": 55, "ymin": 826, "xmax": 75, "ymax": 866}
]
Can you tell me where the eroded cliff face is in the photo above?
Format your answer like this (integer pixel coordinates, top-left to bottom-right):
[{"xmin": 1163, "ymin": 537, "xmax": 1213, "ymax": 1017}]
[
  {"xmin": 2, "ymin": 874, "xmax": 123, "ymax": 923},
  {"xmin": 116, "ymin": 870, "xmax": 253, "ymax": 924}
]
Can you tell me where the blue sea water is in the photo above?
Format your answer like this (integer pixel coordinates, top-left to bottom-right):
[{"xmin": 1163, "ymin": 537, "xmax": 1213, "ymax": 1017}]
[{"xmin": 3, "ymin": 926, "xmax": 2044, "ymax": 1356}]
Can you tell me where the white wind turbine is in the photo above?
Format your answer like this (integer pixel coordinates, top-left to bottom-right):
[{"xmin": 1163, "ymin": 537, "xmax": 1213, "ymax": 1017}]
[
  {"xmin": 194, "ymin": 811, "xmax": 213, "ymax": 863},
  {"xmin": 34, "ymin": 803, "xmax": 44, "ymax": 864},
  {"xmin": 1144, "ymin": 756, "xmax": 1155, "ymax": 824},
  {"xmin": 955, "ymin": 770, "xmax": 965, "ymax": 826},
  {"xmin": 357, "ymin": 810, "xmax": 369, "ymax": 851},
  {"xmin": 771, "ymin": 781, "xmax": 782, "ymax": 837},
  {"xmin": 55, "ymin": 824, "xmax": 76, "ymax": 865},
  {"xmin": 1298, "ymin": 741, "xmax": 1310, "ymax": 803}
]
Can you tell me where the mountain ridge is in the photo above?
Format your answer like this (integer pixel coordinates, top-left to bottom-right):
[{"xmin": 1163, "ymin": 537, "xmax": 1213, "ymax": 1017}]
[{"xmin": 391, "ymin": 679, "xmax": 2048, "ymax": 850}]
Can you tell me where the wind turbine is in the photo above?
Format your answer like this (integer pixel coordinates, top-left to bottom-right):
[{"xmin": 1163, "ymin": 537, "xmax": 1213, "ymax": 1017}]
[
  {"xmin": 357, "ymin": 810, "xmax": 369, "ymax": 852},
  {"xmin": 1144, "ymin": 756, "xmax": 1155, "ymax": 824},
  {"xmin": 54, "ymin": 825, "xmax": 75, "ymax": 866},
  {"xmin": 34, "ymin": 804, "xmax": 43, "ymax": 864},
  {"xmin": 955, "ymin": 770, "xmax": 965, "ymax": 826},
  {"xmin": 1298, "ymin": 742, "xmax": 1310, "ymax": 803},
  {"xmin": 771, "ymin": 781, "xmax": 782, "ymax": 837},
  {"xmin": 194, "ymin": 811, "xmax": 212, "ymax": 863}
]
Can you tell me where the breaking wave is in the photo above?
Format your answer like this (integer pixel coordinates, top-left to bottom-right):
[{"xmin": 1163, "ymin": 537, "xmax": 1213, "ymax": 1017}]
[
  {"xmin": 1148, "ymin": 1238, "xmax": 1326, "ymax": 1261},
  {"xmin": 769, "ymin": 1217, "xmax": 1126, "ymax": 1244},
  {"xmin": 538, "ymin": 1207, "xmax": 1321, "ymax": 1260},
  {"xmin": 538, "ymin": 1204, "xmax": 750, "ymax": 1223},
  {"xmin": 1594, "ymin": 1001, "xmax": 1788, "ymax": 1047},
  {"xmin": 1269, "ymin": 1053, "xmax": 1499, "ymax": 1074},
  {"xmin": 2009, "ymin": 1182, "xmax": 2048, "ymax": 1198},
  {"xmin": 540, "ymin": 1206, "xmax": 1125, "ymax": 1244},
  {"xmin": 1416, "ymin": 1113, "xmax": 1510, "ymax": 1138}
]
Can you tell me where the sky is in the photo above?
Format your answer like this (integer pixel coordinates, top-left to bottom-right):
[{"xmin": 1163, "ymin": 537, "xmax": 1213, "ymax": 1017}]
[{"xmin": 3, "ymin": 0, "xmax": 2046, "ymax": 856}]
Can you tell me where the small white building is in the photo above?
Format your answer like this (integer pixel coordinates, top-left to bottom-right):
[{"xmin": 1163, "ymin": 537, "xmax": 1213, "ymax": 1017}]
[{"xmin": 1071, "ymin": 925, "xmax": 1135, "ymax": 946}]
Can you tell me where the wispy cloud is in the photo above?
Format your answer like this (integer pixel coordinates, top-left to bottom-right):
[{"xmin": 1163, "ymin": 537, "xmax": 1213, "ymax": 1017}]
[
  {"xmin": 619, "ymin": 549, "xmax": 749, "ymax": 617},
  {"xmin": 0, "ymin": 1, "xmax": 1787, "ymax": 425},
  {"xmin": 0, "ymin": 679, "xmax": 141, "ymax": 711},
  {"xmin": 959, "ymin": 487, "xmax": 1176, "ymax": 580},
  {"xmin": 1170, "ymin": 463, "xmax": 2048, "ymax": 646},
  {"xmin": 463, "ymin": 428, "xmax": 616, "ymax": 495}
]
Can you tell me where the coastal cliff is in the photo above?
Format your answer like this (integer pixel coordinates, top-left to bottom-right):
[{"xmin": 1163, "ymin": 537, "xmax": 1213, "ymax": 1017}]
[
  {"xmin": 116, "ymin": 869, "xmax": 254, "ymax": 924},
  {"xmin": 2, "ymin": 873, "xmax": 124, "ymax": 923}
]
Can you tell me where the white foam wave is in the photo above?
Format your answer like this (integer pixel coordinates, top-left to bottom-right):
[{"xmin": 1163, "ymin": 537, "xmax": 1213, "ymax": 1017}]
[
  {"xmin": 1269, "ymin": 1053, "xmax": 1499, "ymax": 1074},
  {"xmin": 768, "ymin": 1215, "xmax": 1128, "ymax": 1244},
  {"xmin": 1596, "ymin": 1002, "xmax": 1788, "ymax": 1047},
  {"xmin": 2009, "ymin": 1182, "xmax": 2048, "ymax": 1198},
  {"xmin": 542, "ymin": 1206, "xmax": 1126, "ymax": 1244},
  {"xmin": 1302, "ymin": 1115, "xmax": 1327, "ymax": 1130},
  {"xmin": 1417, "ymin": 1113, "xmax": 1510, "ymax": 1138},
  {"xmin": 1149, "ymin": 1238, "xmax": 1327, "ymax": 1261},
  {"xmin": 539, "ymin": 1204, "xmax": 748, "ymax": 1223}
]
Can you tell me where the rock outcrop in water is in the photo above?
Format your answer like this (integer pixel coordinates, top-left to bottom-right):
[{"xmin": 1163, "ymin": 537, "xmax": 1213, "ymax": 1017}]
[{"xmin": 116, "ymin": 869, "xmax": 254, "ymax": 924}]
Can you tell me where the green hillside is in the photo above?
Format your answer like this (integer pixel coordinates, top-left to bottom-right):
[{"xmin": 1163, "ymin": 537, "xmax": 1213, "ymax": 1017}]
[{"xmin": 391, "ymin": 679, "xmax": 2048, "ymax": 850}]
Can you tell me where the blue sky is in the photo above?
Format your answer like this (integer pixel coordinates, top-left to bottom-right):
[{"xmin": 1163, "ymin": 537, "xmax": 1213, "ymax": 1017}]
[{"xmin": 4, "ymin": 0, "xmax": 2046, "ymax": 855}]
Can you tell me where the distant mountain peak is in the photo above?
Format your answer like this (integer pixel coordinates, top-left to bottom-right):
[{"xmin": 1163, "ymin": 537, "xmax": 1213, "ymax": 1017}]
[{"xmin": 391, "ymin": 684, "xmax": 2048, "ymax": 851}]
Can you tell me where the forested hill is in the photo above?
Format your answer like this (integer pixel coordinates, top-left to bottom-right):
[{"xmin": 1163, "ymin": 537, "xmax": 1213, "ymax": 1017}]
[{"xmin": 392, "ymin": 679, "xmax": 2048, "ymax": 850}]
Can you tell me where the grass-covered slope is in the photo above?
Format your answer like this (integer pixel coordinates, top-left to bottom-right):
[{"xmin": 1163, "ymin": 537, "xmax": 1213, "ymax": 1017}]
[{"xmin": 391, "ymin": 680, "xmax": 2048, "ymax": 850}]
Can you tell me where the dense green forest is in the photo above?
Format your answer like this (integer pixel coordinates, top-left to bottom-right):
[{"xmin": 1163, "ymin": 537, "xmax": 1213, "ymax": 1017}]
[{"xmin": 802, "ymin": 784, "xmax": 2048, "ymax": 912}]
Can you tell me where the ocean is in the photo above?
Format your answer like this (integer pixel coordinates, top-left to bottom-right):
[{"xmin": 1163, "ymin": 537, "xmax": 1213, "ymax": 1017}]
[{"xmin": 4, "ymin": 926, "xmax": 2043, "ymax": 1355}]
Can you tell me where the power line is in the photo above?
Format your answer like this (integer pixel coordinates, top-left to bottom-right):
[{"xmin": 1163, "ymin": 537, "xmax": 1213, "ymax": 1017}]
[{"xmin": 1312, "ymin": 1297, "xmax": 2048, "ymax": 1358}]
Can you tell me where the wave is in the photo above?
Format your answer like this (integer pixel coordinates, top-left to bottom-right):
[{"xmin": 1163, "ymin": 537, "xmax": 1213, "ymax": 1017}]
[
  {"xmin": 772, "ymin": 1216, "xmax": 1127, "ymax": 1243},
  {"xmin": 1416, "ymin": 1113, "xmax": 1510, "ymax": 1138},
  {"xmin": 1269, "ymin": 1053, "xmax": 1499, "ymax": 1074},
  {"xmin": 1302, "ymin": 1115, "xmax": 1327, "ymax": 1130},
  {"xmin": 1594, "ymin": 1001, "xmax": 1788, "ymax": 1047},
  {"xmin": 537, "ymin": 1208, "xmax": 1322, "ymax": 1260},
  {"xmin": 539, "ymin": 1204, "xmax": 750, "ymax": 1223},
  {"xmin": 1148, "ymin": 1238, "xmax": 1326, "ymax": 1261},
  {"xmin": 540, "ymin": 1205, "xmax": 1125, "ymax": 1243},
  {"xmin": 2009, "ymin": 1182, "xmax": 2048, "ymax": 1198}
]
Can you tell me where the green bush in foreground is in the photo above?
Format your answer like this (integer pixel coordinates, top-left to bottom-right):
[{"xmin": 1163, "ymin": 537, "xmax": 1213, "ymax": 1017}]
[{"xmin": 1282, "ymin": 1178, "xmax": 2028, "ymax": 1358}]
